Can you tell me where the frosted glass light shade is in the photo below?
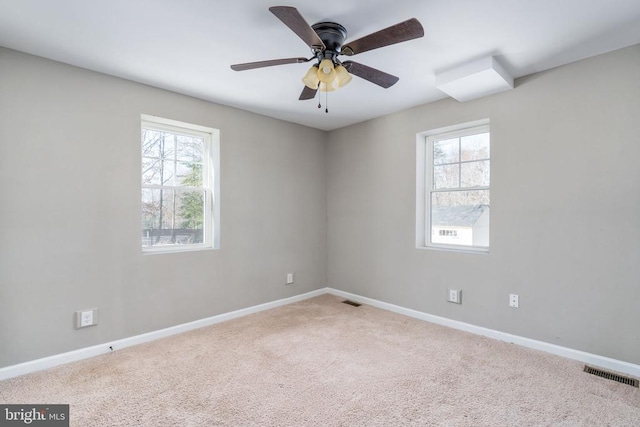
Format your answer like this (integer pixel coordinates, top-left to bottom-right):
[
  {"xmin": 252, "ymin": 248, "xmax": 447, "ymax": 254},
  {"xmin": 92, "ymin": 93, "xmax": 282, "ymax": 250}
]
[
  {"xmin": 302, "ymin": 65, "xmax": 320, "ymax": 89},
  {"xmin": 317, "ymin": 59, "xmax": 336, "ymax": 84},
  {"xmin": 334, "ymin": 65, "xmax": 352, "ymax": 87},
  {"xmin": 318, "ymin": 81, "xmax": 336, "ymax": 92}
]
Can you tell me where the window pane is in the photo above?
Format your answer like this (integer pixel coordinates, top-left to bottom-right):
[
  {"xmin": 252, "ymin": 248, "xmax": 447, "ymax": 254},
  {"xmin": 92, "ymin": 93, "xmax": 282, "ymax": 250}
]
[
  {"xmin": 433, "ymin": 138, "xmax": 459, "ymax": 165},
  {"xmin": 160, "ymin": 133, "xmax": 176, "ymax": 159},
  {"xmin": 461, "ymin": 132, "xmax": 490, "ymax": 161},
  {"xmin": 142, "ymin": 159, "xmax": 175, "ymax": 186},
  {"xmin": 175, "ymin": 189, "xmax": 205, "ymax": 241},
  {"xmin": 176, "ymin": 162, "xmax": 202, "ymax": 187},
  {"xmin": 431, "ymin": 190, "xmax": 490, "ymax": 247},
  {"xmin": 191, "ymin": 142, "xmax": 203, "ymax": 163},
  {"xmin": 176, "ymin": 135, "xmax": 196, "ymax": 145},
  {"xmin": 461, "ymin": 160, "xmax": 490, "ymax": 187},
  {"xmin": 160, "ymin": 160, "xmax": 175, "ymax": 186},
  {"xmin": 142, "ymin": 157, "xmax": 162, "ymax": 185},
  {"xmin": 141, "ymin": 188, "xmax": 204, "ymax": 247},
  {"xmin": 141, "ymin": 188, "xmax": 158, "ymax": 232},
  {"xmin": 142, "ymin": 188, "xmax": 174, "ymax": 247},
  {"xmin": 177, "ymin": 137, "xmax": 204, "ymax": 162},
  {"xmin": 142, "ymin": 129, "xmax": 163, "ymax": 158},
  {"xmin": 434, "ymin": 164, "xmax": 459, "ymax": 189}
]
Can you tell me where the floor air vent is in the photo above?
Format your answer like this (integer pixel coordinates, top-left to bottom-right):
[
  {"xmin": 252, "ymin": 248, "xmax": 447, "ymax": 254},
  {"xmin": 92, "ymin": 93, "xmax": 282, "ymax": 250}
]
[
  {"xmin": 342, "ymin": 300, "xmax": 362, "ymax": 307},
  {"xmin": 584, "ymin": 365, "xmax": 639, "ymax": 387}
]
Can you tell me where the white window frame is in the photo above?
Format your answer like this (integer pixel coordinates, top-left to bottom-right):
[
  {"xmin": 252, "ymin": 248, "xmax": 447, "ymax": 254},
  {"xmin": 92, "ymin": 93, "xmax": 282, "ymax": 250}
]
[
  {"xmin": 141, "ymin": 114, "xmax": 220, "ymax": 254},
  {"xmin": 416, "ymin": 119, "xmax": 490, "ymax": 253}
]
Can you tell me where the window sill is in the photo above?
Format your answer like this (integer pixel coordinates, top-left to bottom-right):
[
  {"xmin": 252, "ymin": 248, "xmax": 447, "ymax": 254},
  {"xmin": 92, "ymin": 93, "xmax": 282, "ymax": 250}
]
[
  {"xmin": 417, "ymin": 244, "xmax": 489, "ymax": 254},
  {"xmin": 142, "ymin": 245, "xmax": 216, "ymax": 255}
]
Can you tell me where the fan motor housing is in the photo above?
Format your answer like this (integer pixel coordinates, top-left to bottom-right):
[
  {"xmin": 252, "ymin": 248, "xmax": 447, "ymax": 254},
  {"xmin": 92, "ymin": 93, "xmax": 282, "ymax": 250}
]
[{"xmin": 312, "ymin": 22, "xmax": 347, "ymax": 54}]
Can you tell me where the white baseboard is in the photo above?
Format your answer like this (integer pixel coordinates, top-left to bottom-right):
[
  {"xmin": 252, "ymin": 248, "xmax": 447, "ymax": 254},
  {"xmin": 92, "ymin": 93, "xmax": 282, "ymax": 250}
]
[
  {"xmin": 0, "ymin": 289, "xmax": 326, "ymax": 381},
  {"xmin": 2, "ymin": 286, "xmax": 639, "ymax": 381},
  {"xmin": 325, "ymin": 288, "xmax": 640, "ymax": 378}
]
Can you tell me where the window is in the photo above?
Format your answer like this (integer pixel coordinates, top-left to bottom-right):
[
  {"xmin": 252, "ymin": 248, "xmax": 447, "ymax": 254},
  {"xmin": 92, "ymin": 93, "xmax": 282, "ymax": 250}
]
[
  {"xmin": 141, "ymin": 115, "xmax": 220, "ymax": 253},
  {"xmin": 416, "ymin": 120, "xmax": 490, "ymax": 252}
]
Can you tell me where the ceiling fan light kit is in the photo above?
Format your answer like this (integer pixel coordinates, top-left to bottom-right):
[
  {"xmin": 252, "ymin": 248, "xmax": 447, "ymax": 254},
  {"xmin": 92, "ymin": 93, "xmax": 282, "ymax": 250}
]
[
  {"xmin": 334, "ymin": 64, "xmax": 352, "ymax": 87},
  {"xmin": 316, "ymin": 58, "xmax": 337, "ymax": 84},
  {"xmin": 302, "ymin": 65, "xmax": 320, "ymax": 89},
  {"xmin": 319, "ymin": 82, "xmax": 336, "ymax": 92},
  {"xmin": 231, "ymin": 6, "xmax": 424, "ymax": 109}
]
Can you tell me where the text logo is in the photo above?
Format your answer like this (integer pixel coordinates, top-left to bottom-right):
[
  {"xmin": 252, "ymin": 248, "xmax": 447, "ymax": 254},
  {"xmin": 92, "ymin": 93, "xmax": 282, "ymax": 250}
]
[{"xmin": 0, "ymin": 405, "xmax": 69, "ymax": 426}]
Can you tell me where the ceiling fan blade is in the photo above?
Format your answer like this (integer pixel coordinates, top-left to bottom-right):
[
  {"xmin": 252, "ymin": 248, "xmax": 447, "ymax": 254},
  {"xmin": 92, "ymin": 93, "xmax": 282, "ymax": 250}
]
[
  {"xmin": 269, "ymin": 6, "xmax": 326, "ymax": 50},
  {"xmin": 230, "ymin": 57, "xmax": 309, "ymax": 71},
  {"xmin": 341, "ymin": 18, "xmax": 424, "ymax": 56},
  {"xmin": 299, "ymin": 86, "xmax": 318, "ymax": 100},
  {"xmin": 342, "ymin": 61, "xmax": 399, "ymax": 88}
]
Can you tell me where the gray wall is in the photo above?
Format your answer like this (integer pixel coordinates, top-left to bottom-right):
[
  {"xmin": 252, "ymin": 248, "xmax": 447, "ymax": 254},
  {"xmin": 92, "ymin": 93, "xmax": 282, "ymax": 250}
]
[
  {"xmin": 0, "ymin": 48, "xmax": 327, "ymax": 367},
  {"xmin": 327, "ymin": 44, "xmax": 640, "ymax": 365},
  {"xmin": 2, "ymin": 44, "xmax": 639, "ymax": 369}
]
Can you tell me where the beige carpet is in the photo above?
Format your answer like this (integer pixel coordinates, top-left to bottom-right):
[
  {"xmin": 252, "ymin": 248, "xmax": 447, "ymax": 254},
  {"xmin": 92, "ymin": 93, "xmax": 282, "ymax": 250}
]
[{"xmin": 1, "ymin": 294, "xmax": 639, "ymax": 426}]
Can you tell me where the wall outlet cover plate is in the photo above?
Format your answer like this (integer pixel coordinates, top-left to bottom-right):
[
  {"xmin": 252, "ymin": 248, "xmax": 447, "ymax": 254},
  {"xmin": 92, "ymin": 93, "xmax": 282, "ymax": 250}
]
[
  {"xmin": 509, "ymin": 294, "xmax": 519, "ymax": 308},
  {"xmin": 448, "ymin": 289, "xmax": 461, "ymax": 304},
  {"xmin": 75, "ymin": 308, "xmax": 98, "ymax": 329}
]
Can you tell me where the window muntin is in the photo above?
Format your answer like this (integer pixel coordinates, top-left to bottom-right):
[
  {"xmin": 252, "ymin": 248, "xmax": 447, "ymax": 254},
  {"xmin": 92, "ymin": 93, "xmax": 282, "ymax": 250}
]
[
  {"xmin": 426, "ymin": 125, "xmax": 490, "ymax": 251},
  {"xmin": 141, "ymin": 118, "xmax": 217, "ymax": 252}
]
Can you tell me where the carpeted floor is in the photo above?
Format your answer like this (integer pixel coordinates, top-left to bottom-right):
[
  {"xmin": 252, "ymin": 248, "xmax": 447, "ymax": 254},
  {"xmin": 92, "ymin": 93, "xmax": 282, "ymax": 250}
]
[{"xmin": 1, "ymin": 294, "xmax": 639, "ymax": 426}]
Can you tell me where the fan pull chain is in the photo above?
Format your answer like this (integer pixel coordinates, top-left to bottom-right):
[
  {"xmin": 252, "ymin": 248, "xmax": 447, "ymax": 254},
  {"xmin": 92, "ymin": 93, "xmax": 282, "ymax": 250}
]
[
  {"xmin": 315, "ymin": 86, "xmax": 328, "ymax": 114},
  {"xmin": 325, "ymin": 90, "xmax": 329, "ymax": 114}
]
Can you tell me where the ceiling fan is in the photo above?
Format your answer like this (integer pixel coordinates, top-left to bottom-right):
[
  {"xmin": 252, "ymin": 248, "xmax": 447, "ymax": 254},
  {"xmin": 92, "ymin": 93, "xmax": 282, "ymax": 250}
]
[{"xmin": 230, "ymin": 6, "xmax": 424, "ymax": 102}]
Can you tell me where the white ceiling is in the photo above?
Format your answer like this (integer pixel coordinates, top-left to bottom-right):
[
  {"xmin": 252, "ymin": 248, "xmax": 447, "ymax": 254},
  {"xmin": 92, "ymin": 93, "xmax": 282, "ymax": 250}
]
[{"xmin": 1, "ymin": 0, "xmax": 639, "ymax": 131}]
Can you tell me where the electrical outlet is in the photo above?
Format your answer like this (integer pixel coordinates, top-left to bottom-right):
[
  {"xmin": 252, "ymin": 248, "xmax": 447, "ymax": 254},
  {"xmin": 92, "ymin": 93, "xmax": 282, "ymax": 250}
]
[
  {"xmin": 286, "ymin": 273, "xmax": 294, "ymax": 285},
  {"xmin": 75, "ymin": 308, "xmax": 98, "ymax": 329},
  {"xmin": 448, "ymin": 289, "xmax": 461, "ymax": 304},
  {"xmin": 80, "ymin": 311, "xmax": 93, "ymax": 327},
  {"xmin": 509, "ymin": 294, "xmax": 519, "ymax": 308}
]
